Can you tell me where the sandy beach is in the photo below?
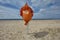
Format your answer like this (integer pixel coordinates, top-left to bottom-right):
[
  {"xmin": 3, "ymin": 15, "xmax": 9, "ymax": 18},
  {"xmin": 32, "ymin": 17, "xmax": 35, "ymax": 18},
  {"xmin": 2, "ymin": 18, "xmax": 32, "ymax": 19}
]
[{"xmin": 0, "ymin": 20, "xmax": 60, "ymax": 40}]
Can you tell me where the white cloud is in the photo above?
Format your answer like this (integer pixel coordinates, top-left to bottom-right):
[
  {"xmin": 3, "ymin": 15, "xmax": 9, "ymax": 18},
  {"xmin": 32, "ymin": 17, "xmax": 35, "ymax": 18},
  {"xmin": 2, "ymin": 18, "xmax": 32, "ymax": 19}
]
[
  {"xmin": 0, "ymin": 0, "xmax": 60, "ymax": 19},
  {"xmin": 32, "ymin": 4, "xmax": 60, "ymax": 19},
  {"xmin": 0, "ymin": 0, "xmax": 26, "ymax": 7},
  {"xmin": 0, "ymin": 6, "xmax": 21, "ymax": 19},
  {"xmin": 31, "ymin": 0, "xmax": 36, "ymax": 2},
  {"xmin": 39, "ymin": 9, "xmax": 46, "ymax": 12}
]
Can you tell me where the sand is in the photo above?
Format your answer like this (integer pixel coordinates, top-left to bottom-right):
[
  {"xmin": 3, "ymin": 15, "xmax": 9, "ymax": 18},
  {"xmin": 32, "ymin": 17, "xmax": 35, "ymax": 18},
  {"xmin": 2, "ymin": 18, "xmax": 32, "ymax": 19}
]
[{"xmin": 0, "ymin": 20, "xmax": 60, "ymax": 40}]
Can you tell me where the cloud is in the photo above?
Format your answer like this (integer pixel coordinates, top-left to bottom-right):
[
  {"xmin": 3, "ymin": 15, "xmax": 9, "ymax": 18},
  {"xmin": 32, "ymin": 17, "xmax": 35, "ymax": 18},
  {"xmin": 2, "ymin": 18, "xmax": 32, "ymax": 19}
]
[
  {"xmin": 29, "ymin": 0, "xmax": 54, "ymax": 13},
  {"xmin": 0, "ymin": 0, "xmax": 26, "ymax": 9},
  {"xmin": 32, "ymin": 5, "xmax": 60, "ymax": 19},
  {"xmin": 0, "ymin": 6, "xmax": 21, "ymax": 19},
  {"xmin": 0, "ymin": 0, "xmax": 60, "ymax": 19}
]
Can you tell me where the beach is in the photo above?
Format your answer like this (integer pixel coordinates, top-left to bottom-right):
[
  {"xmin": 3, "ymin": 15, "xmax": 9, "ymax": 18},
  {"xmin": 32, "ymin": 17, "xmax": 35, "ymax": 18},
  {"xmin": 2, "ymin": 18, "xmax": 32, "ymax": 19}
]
[{"xmin": 0, "ymin": 20, "xmax": 60, "ymax": 40}]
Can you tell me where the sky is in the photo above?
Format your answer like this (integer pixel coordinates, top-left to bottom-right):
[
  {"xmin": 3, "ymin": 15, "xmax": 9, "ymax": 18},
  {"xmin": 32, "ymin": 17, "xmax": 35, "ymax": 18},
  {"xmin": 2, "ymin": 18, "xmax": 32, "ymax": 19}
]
[{"xmin": 0, "ymin": 0, "xmax": 60, "ymax": 19}]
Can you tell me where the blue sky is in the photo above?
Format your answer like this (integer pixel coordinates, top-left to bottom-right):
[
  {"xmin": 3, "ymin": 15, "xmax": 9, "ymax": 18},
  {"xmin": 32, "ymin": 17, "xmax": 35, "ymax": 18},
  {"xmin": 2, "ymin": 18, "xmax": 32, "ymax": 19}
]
[{"xmin": 0, "ymin": 0, "xmax": 60, "ymax": 19}]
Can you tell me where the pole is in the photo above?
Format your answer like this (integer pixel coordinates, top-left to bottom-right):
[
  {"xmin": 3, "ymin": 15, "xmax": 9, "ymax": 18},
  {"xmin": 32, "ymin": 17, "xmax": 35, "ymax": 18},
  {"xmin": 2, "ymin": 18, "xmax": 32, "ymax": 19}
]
[{"xmin": 26, "ymin": 23, "xmax": 29, "ymax": 34}]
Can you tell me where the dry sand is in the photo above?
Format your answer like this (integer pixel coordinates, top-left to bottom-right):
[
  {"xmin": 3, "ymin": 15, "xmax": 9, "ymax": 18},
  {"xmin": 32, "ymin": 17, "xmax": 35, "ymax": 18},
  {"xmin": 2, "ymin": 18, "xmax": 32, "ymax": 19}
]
[{"xmin": 0, "ymin": 20, "xmax": 60, "ymax": 40}]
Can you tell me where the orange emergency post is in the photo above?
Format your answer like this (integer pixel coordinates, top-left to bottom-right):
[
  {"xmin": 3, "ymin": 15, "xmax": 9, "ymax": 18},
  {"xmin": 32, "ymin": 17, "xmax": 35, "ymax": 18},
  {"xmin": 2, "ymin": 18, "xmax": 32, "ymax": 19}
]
[{"xmin": 20, "ymin": 3, "xmax": 33, "ymax": 25}]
